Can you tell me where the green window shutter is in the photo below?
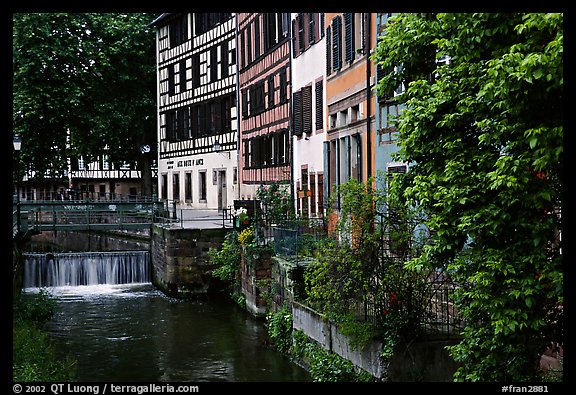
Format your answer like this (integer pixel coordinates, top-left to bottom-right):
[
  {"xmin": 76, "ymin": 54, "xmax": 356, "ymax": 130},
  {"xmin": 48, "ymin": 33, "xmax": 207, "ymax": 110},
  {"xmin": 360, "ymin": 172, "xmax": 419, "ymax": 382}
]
[
  {"xmin": 332, "ymin": 16, "xmax": 342, "ymax": 71},
  {"xmin": 344, "ymin": 13, "xmax": 354, "ymax": 64},
  {"xmin": 326, "ymin": 26, "xmax": 332, "ymax": 75}
]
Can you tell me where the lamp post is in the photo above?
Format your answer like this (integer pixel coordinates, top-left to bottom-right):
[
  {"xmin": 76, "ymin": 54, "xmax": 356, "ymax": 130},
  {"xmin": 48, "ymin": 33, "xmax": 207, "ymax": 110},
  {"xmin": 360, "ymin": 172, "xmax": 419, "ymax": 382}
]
[{"xmin": 13, "ymin": 135, "xmax": 22, "ymax": 234}]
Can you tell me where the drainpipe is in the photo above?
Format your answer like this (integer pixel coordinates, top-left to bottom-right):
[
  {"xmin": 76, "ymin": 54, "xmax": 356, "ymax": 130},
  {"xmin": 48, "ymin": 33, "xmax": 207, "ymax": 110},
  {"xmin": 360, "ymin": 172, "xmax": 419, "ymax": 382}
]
[
  {"xmin": 365, "ymin": 12, "xmax": 372, "ymax": 180},
  {"xmin": 234, "ymin": 14, "xmax": 241, "ymax": 201},
  {"xmin": 288, "ymin": 14, "xmax": 295, "ymax": 213}
]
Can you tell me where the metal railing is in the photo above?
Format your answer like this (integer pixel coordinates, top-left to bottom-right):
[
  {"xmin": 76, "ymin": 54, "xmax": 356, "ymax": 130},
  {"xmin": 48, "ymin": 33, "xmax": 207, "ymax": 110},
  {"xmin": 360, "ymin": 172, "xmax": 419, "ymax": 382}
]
[{"xmin": 14, "ymin": 200, "xmax": 166, "ymax": 233}]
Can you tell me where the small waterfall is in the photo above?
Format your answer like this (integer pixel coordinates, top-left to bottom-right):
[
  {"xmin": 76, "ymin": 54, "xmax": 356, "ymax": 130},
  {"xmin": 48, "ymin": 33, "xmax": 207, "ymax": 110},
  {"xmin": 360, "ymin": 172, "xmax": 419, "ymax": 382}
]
[{"xmin": 23, "ymin": 251, "xmax": 151, "ymax": 288}]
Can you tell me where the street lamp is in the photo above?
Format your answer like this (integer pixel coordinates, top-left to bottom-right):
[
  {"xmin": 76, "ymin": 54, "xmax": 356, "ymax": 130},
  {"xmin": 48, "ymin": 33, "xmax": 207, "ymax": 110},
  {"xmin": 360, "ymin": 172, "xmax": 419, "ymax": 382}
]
[
  {"xmin": 13, "ymin": 135, "xmax": 22, "ymax": 233},
  {"xmin": 212, "ymin": 140, "xmax": 230, "ymax": 159}
]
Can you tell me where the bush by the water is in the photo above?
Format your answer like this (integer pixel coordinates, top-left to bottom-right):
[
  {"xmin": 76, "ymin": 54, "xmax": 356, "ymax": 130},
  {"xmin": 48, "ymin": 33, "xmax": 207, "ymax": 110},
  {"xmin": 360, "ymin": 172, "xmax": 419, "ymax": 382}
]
[{"xmin": 13, "ymin": 289, "xmax": 76, "ymax": 381}]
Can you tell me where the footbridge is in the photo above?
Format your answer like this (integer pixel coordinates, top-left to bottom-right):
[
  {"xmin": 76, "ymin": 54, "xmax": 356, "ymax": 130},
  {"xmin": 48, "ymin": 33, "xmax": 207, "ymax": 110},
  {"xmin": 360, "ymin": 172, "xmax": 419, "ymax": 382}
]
[{"xmin": 12, "ymin": 197, "xmax": 169, "ymax": 238}]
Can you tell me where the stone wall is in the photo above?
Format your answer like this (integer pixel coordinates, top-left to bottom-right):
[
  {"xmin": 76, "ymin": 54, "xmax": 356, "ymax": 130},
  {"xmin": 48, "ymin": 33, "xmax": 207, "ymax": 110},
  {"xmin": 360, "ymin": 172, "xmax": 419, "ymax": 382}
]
[
  {"xmin": 150, "ymin": 225, "xmax": 227, "ymax": 298},
  {"xmin": 240, "ymin": 246, "xmax": 273, "ymax": 317},
  {"xmin": 292, "ymin": 301, "xmax": 387, "ymax": 380},
  {"xmin": 292, "ymin": 300, "xmax": 459, "ymax": 381}
]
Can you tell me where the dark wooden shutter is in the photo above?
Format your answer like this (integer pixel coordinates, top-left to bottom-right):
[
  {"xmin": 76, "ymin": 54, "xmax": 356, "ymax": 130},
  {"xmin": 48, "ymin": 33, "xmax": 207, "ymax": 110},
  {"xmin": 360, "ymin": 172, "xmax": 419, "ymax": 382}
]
[
  {"xmin": 293, "ymin": 90, "xmax": 303, "ymax": 136},
  {"xmin": 268, "ymin": 74, "xmax": 275, "ymax": 108},
  {"xmin": 192, "ymin": 53, "xmax": 200, "ymax": 89},
  {"xmin": 246, "ymin": 24, "xmax": 252, "ymax": 65},
  {"xmin": 168, "ymin": 65, "xmax": 175, "ymax": 96},
  {"xmin": 179, "ymin": 60, "xmax": 186, "ymax": 93},
  {"xmin": 241, "ymin": 89, "xmax": 248, "ymax": 118},
  {"xmin": 221, "ymin": 42, "xmax": 229, "ymax": 78},
  {"xmin": 315, "ymin": 80, "xmax": 323, "ymax": 130},
  {"xmin": 344, "ymin": 13, "xmax": 354, "ymax": 64},
  {"xmin": 298, "ymin": 13, "xmax": 304, "ymax": 53},
  {"xmin": 210, "ymin": 46, "xmax": 218, "ymax": 82},
  {"xmin": 254, "ymin": 15, "xmax": 261, "ymax": 59},
  {"xmin": 292, "ymin": 18, "xmax": 298, "ymax": 55},
  {"xmin": 302, "ymin": 85, "xmax": 312, "ymax": 134},
  {"xmin": 332, "ymin": 16, "xmax": 342, "ymax": 71},
  {"xmin": 308, "ymin": 13, "xmax": 315, "ymax": 44}
]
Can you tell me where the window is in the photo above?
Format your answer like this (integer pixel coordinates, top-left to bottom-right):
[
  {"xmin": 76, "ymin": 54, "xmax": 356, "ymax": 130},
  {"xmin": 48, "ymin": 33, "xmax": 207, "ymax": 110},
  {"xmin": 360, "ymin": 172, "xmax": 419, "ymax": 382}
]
[
  {"xmin": 195, "ymin": 13, "xmax": 232, "ymax": 35},
  {"xmin": 199, "ymin": 171, "xmax": 207, "ymax": 201},
  {"xmin": 221, "ymin": 41, "xmax": 229, "ymax": 79},
  {"xmin": 172, "ymin": 172, "xmax": 180, "ymax": 201},
  {"xmin": 210, "ymin": 46, "xmax": 218, "ymax": 82},
  {"xmin": 191, "ymin": 53, "xmax": 200, "ymax": 89},
  {"xmin": 185, "ymin": 172, "xmax": 192, "ymax": 202},
  {"xmin": 169, "ymin": 14, "xmax": 188, "ymax": 48},
  {"xmin": 222, "ymin": 93, "xmax": 234, "ymax": 131},
  {"xmin": 249, "ymin": 80, "xmax": 265, "ymax": 115},
  {"xmin": 161, "ymin": 174, "xmax": 168, "ymax": 200},
  {"xmin": 264, "ymin": 13, "xmax": 289, "ymax": 51}
]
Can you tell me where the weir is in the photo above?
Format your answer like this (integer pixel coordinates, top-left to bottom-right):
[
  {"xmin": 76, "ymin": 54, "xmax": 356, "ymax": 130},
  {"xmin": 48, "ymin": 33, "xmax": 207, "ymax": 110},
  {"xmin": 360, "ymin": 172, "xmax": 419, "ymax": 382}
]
[{"xmin": 23, "ymin": 251, "xmax": 150, "ymax": 288}]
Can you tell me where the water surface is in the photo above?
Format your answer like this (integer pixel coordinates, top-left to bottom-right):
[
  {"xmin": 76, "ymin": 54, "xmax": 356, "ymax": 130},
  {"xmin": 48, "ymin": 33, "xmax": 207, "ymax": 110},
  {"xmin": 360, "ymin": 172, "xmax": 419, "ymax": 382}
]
[{"xmin": 24, "ymin": 284, "xmax": 311, "ymax": 382}]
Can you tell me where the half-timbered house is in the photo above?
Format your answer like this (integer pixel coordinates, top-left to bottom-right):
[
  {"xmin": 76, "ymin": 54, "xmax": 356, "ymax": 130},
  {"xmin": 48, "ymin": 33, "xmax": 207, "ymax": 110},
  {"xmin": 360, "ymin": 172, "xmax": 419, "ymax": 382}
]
[
  {"xmin": 152, "ymin": 13, "xmax": 238, "ymax": 211},
  {"xmin": 236, "ymin": 13, "xmax": 292, "ymax": 200},
  {"xmin": 291, "ymin": 13, "xmax": 326, "ymax": 218}
]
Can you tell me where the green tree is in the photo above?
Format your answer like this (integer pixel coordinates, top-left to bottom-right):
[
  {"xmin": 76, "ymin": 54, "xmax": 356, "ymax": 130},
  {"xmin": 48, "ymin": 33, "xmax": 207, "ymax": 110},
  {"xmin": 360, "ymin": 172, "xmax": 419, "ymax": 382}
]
[
  {"xmin": 373, "ymin": 13, "xmax": 563, "ymax": 381},
  {"xmin": 13, "ymin": 13, "xmax": 157, "ymax": 195}
]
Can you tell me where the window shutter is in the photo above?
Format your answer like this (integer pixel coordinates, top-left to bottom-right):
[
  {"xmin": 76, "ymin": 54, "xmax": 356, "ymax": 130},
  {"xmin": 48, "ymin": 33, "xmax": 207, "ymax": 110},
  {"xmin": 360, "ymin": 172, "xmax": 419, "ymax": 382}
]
[
  {"xmin": 210, "ymin": 46, "xmax": 218, "ymax": 82},
  {"xmin": 332, "ymin": 16, "xmax": 342, "ymax": 71},
  {"xmin": 168, "ymin": 65, "xmax": 175, "ymax": 96},
  {"xmin": 221, "ymin": 42, "xmax": 229, "ymax": 79},
  {"xmin": 326, "ymin": 26, "xmax": 331, "ymax": 75},
  {"xmin": 241, "ymin": 89, "xmax": 248, "ymax": 118},
  {"xmin": 315, "ymin": 80, "xmax": 323, "ymax": 130},
  {"xmin": 344, "ymin": 13, "xmax": 354, "ymax": 64},
  {"xmin": 302, "ymin": 85, "xmax": 312, "ymax": 134},
  {"xmin": 298, "ymin": 13, "xmax": 304, "ymax": 53},
  {"xmin": 268, "ymin": 74, "xmax": 275, "ymax": 108},
  {"xmin": 246, "ymin": 25, "xmax": 252, "ymax": 65},
  {"xmin": 179, "ymin": 60, "xmax": 186, "ymax": 93},
  {"xmin": 292, "ymin": 18, "xmax": 298, "ymax": 56},
  {"xmin": 254, "ymin": 15, "xmax": 261, "ymax": 59},
  {"xmin": 293, "ymin": 90, "xmax": 303, "ymax": 136},
  {"xmin": 308, "ymin": 13, "xmax": 315, "ymax": 44}
]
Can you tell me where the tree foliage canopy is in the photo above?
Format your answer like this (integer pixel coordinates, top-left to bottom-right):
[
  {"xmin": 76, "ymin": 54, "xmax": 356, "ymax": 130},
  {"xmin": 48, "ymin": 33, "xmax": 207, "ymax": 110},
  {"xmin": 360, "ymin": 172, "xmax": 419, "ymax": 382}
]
[
  {"xmin": 13, "ymin": 13, "xmax": 157, "ymax": 188},
  {"xmin": 373, "ymin": 13, "xmax": 563, "ymax": 381}
]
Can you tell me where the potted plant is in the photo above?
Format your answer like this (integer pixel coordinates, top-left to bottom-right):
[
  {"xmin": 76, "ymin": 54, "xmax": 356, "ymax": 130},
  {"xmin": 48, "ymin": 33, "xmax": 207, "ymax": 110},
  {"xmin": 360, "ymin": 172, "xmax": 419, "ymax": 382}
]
[{"xmin": 234, "ymin": 207, "xmax": 250, "ymax": 228}]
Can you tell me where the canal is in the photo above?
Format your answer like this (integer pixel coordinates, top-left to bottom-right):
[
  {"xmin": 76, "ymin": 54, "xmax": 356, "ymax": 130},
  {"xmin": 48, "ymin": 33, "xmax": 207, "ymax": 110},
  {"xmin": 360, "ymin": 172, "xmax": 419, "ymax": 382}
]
[{"xmin": 21, "ymin": 231, "xmax": 311, "ymax": 382}]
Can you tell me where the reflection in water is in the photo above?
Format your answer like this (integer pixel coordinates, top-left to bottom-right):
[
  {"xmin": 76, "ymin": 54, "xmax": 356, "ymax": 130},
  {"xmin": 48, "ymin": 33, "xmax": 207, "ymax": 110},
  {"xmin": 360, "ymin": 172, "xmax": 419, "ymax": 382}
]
[{"xmin": 24, "ymin": 284, "xmax": 310, "ymax": 382}]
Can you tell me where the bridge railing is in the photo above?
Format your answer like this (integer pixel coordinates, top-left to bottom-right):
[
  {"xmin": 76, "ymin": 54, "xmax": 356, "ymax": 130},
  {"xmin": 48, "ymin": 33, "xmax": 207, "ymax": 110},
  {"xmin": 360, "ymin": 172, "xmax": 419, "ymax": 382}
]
[{"xmin": 18, "ymin": 200, "xmax": 168, "ymax": 232}]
